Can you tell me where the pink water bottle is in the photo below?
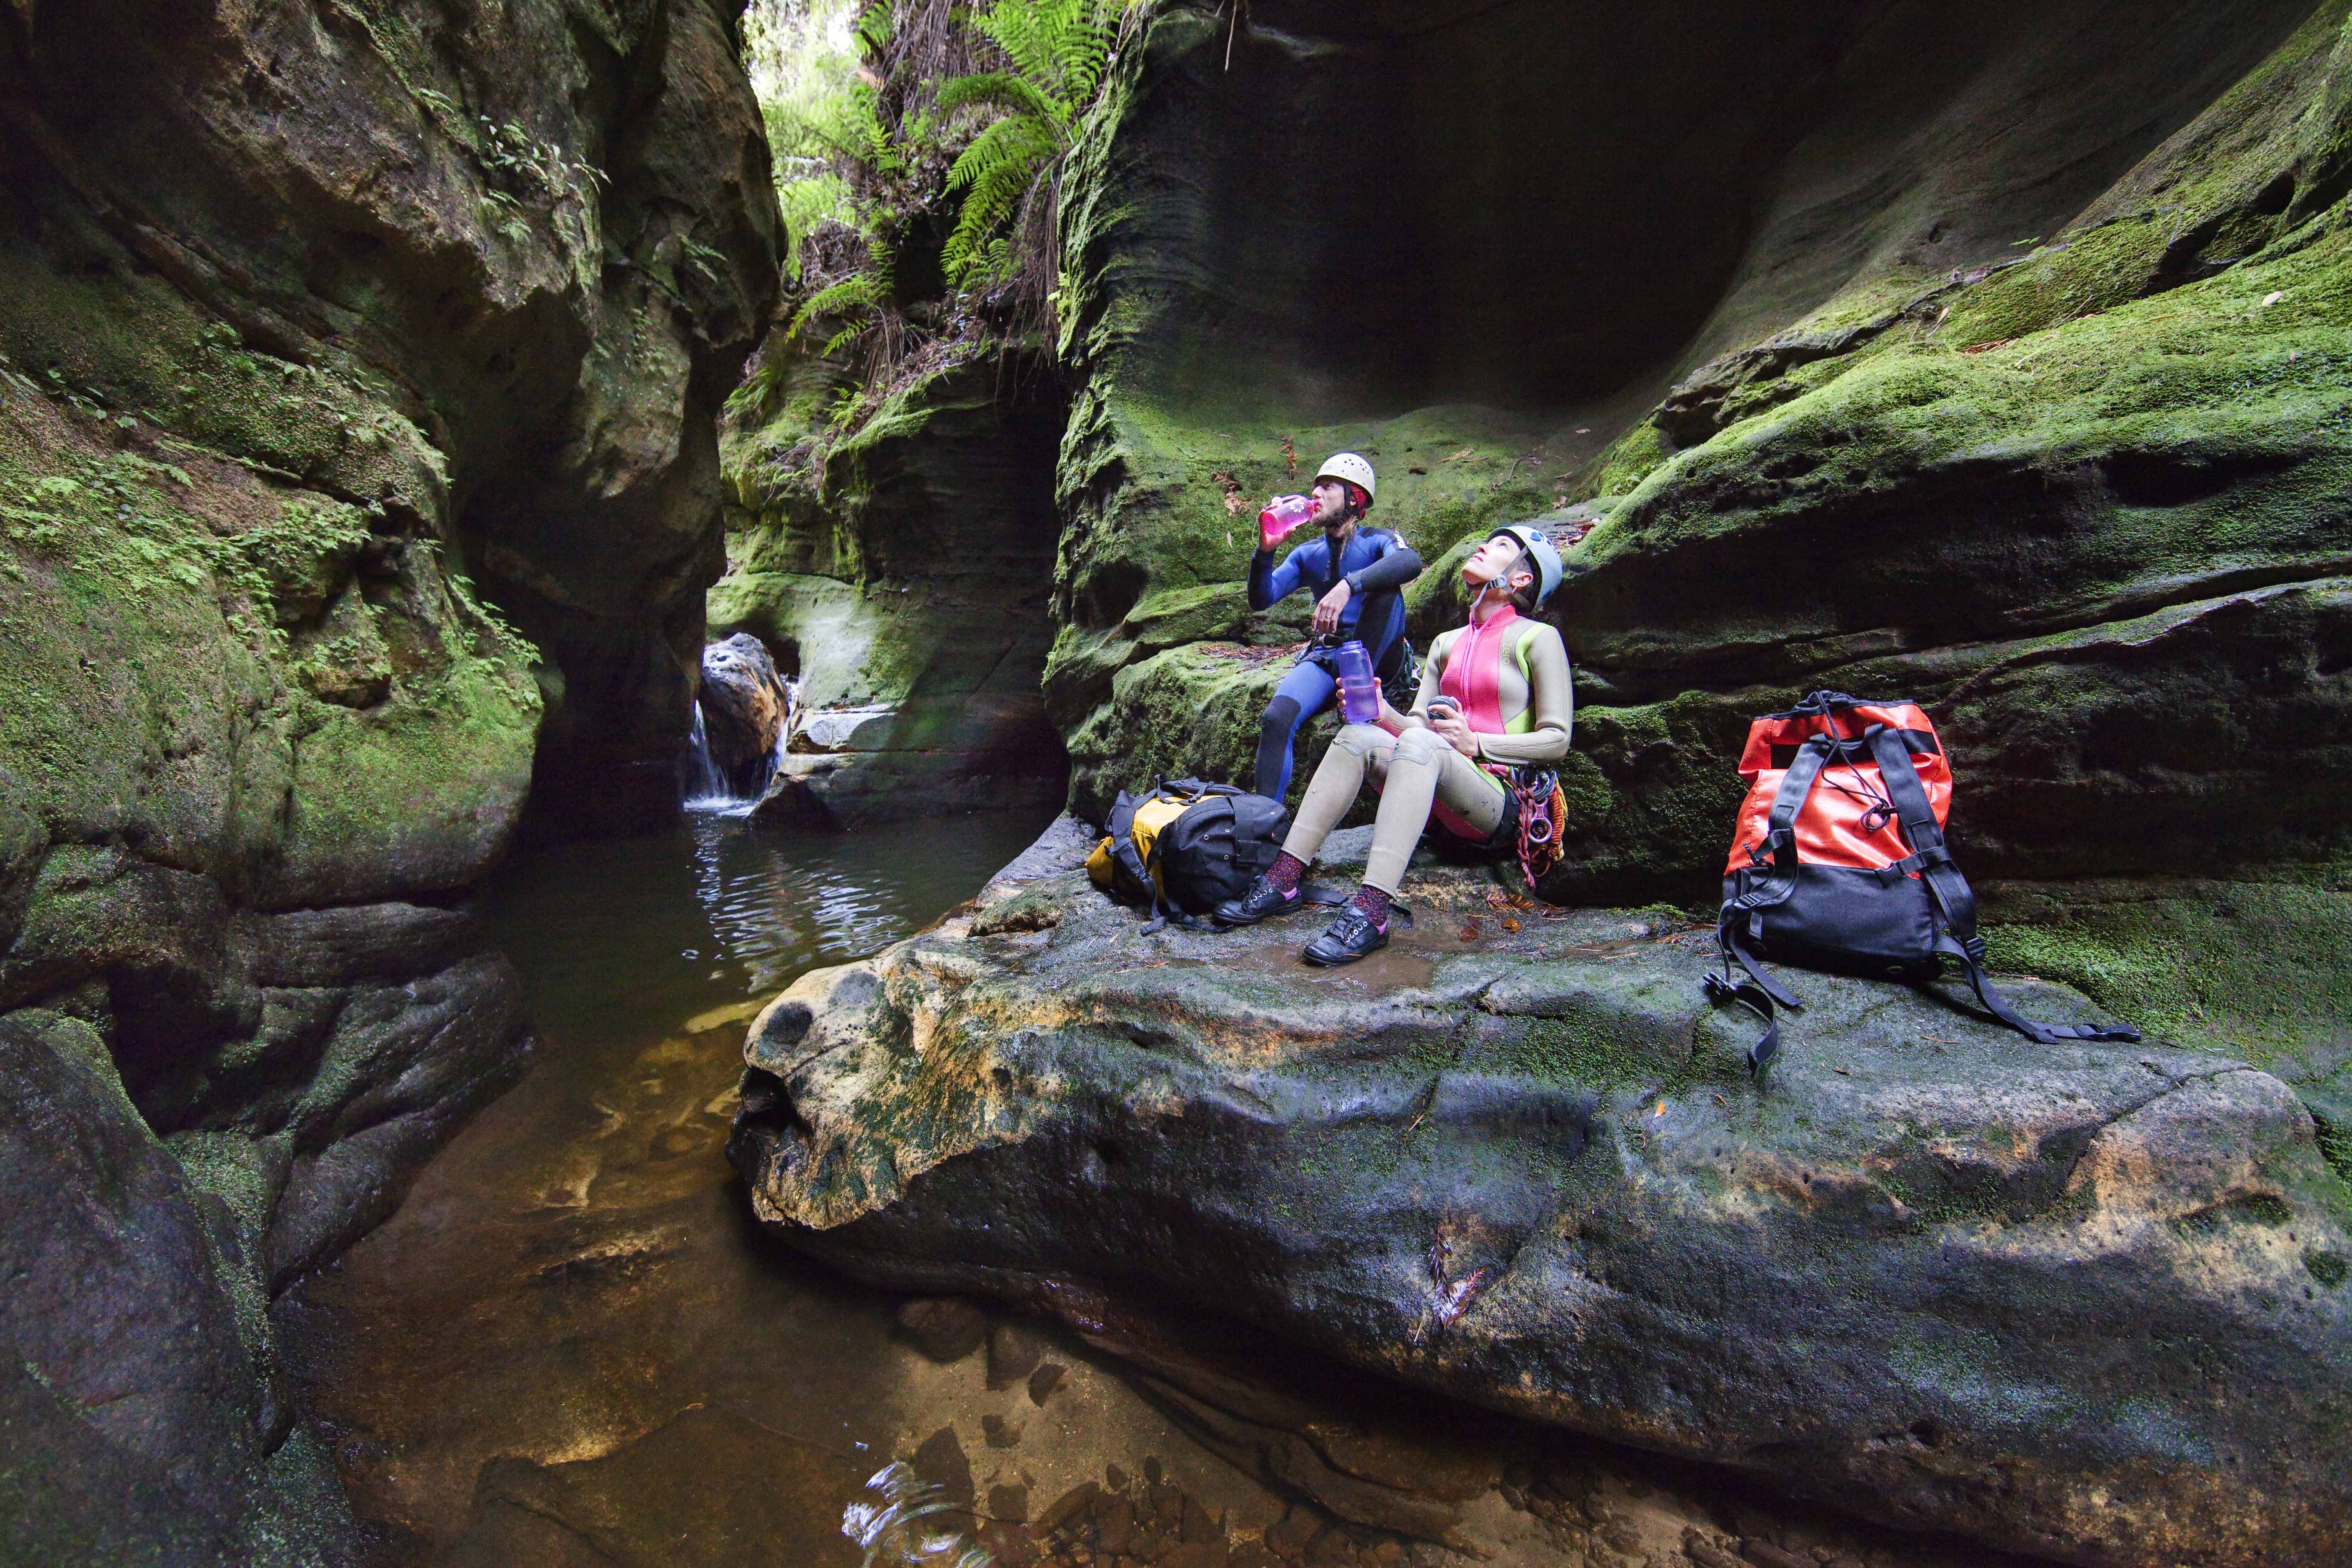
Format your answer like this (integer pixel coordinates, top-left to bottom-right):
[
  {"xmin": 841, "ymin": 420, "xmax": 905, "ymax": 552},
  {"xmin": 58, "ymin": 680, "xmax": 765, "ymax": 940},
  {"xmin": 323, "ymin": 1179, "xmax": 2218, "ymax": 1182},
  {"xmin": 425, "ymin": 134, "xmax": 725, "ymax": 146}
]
[{"xmin": 1259, "ymin": 493, "xmax": 1314, "ymax": 550}]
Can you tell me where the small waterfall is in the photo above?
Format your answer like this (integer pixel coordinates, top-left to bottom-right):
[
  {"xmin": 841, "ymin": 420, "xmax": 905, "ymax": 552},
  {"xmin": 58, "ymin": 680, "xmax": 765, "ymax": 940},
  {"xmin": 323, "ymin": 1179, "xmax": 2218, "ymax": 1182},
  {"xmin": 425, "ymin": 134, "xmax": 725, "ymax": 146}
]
[
  {"xmin": 683, "ymin": 702, "xmax": 744, "ymax": 812},
  {"xmin": 841, "ymin": 1462, "xmax": 991, "ymax": 1568},
  {"xmin": 683, "ymin": 679, "xmax": 798, "ymax": 815}
]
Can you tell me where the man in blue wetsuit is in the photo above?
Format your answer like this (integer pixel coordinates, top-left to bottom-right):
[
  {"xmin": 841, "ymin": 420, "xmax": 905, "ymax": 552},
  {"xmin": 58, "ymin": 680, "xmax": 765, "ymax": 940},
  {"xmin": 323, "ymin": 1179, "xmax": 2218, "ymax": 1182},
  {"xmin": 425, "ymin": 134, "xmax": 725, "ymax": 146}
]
[{"xmin": 1247, "ymin": 451, "xmax": 1424, "ymax": 800}]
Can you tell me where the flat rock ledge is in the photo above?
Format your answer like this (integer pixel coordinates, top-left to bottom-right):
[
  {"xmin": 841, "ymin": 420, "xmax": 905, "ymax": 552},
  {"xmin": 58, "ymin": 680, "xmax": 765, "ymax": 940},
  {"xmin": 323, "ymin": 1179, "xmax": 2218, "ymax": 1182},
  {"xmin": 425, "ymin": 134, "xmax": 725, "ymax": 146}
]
[{"xmin": 728, "ymin": 829, "xmax": 2351, "ymax": 1568}]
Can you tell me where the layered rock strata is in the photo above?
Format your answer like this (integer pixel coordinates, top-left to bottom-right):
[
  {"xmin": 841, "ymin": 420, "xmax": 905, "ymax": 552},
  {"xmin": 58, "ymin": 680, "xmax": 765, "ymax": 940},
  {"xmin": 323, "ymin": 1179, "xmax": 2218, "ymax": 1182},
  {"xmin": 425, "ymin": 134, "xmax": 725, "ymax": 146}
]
[
  {"xmin": 732, "ymin": 830, "xmax": 2352, "ymax": 1568},
  {"xmin": 1037, "ymin": 0, "xmax": 2352, "ymax": 1084}
]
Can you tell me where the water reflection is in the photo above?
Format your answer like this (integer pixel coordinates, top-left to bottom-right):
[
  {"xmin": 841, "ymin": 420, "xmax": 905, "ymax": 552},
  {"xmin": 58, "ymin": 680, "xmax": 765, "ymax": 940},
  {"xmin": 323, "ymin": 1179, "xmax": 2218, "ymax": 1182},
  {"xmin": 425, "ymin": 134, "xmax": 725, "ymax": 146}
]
[
  {"xmin": 280, "ymin": 807, "xmax": 2019, "ymax": 1568},
  {"xmin": 478, "ymin": 809, "xmax": 1041, "ymax": 1059}
]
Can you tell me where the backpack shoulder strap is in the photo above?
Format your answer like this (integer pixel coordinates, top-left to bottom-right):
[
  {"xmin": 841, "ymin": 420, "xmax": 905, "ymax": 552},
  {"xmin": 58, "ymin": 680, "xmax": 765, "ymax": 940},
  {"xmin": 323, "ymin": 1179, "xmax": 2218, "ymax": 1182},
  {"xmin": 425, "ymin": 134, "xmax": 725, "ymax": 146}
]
[
  {"xmin": 1865, "ymin": 727, "xmax": 2139, "ymax": 1046},
  {"xmin": 1105, "ymin": 790, "xmax": 1155, "ymax": 897},
  {"xmin": 1709, "ymin": 731, "xmax": 1831, "ymax": 1072},
  {"xmin": 1762, "ymin": 732, "xmax": 1833, "ymax": 872}
]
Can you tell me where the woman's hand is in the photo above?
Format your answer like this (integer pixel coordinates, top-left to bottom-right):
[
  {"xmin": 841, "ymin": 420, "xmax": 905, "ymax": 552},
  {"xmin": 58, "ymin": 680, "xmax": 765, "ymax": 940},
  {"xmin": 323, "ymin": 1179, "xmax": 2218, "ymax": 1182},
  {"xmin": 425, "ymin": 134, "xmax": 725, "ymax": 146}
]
[
  {"xmin": 1429, "ymin": 706, "xmax": 1478, "ymax": 758},
  {"xmin": 1312, "ymin": 579, "xmax": 1352, "ymax": 636}
]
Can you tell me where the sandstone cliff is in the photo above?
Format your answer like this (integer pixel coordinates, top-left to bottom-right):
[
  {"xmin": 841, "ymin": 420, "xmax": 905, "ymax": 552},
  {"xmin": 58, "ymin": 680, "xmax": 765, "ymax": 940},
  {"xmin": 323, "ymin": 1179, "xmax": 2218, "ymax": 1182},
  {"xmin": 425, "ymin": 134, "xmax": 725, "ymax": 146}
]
[{"xmin": 0, "ymin": 2, "xmax": 777, "ymax": 1556}]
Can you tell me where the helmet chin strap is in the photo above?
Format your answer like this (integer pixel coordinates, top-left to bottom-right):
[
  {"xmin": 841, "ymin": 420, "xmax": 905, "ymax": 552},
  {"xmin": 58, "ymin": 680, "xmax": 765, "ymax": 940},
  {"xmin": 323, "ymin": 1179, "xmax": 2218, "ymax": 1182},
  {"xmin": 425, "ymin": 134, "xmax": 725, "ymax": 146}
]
[{"xmin": 1468, "ymin": 547, "xmax": 1529, "ymax": 618}]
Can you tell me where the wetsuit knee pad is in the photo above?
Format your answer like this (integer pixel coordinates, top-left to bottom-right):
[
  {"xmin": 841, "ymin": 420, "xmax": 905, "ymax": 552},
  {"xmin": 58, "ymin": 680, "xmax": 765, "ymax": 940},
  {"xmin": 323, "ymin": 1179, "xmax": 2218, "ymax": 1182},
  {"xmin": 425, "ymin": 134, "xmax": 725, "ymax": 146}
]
[
  {"xmin": 1253, "ymin": 695, "xmax": 1305, "ymax": 798},
  {"xmin": 1395, "ymin": 727, "xmax": 1447, "ymax": 767},
  {"xmin": 1333, "ymin": 723, "xmax": 1385, "ymax": 757}
]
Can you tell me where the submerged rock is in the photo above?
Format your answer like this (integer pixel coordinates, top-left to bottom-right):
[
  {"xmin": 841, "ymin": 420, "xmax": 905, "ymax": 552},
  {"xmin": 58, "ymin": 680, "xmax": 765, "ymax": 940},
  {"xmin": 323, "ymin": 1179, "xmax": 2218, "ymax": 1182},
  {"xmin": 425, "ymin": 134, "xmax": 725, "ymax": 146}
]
[{"xmin": 731, "ymin": 830, "xmax": 2352, "ymax": 1568}]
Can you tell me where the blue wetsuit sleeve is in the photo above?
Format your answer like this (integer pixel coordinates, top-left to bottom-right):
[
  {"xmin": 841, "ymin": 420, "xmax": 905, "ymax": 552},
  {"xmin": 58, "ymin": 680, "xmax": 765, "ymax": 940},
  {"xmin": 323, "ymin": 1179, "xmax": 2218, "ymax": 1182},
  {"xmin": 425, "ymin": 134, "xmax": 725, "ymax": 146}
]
[
  {"xmin": 1248, "ymin": 545, "xmax": 1304, "ymax": 611},
  {"xmin": 1343, "ymin": 532, "xmax": 1422, "ymax": 595}
]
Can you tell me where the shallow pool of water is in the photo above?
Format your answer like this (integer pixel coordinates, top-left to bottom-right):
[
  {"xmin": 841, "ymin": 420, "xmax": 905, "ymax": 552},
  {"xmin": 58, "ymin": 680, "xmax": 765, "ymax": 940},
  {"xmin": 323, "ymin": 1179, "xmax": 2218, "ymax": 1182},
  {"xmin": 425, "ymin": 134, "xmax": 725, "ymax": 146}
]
[
  {"xmin": 277, "ymin": 808, "xmax": 2020, "ymax": 1568},
  {"xmin": 278, "ymin": 806, "xmax": 1320, "ymax": 1565}
]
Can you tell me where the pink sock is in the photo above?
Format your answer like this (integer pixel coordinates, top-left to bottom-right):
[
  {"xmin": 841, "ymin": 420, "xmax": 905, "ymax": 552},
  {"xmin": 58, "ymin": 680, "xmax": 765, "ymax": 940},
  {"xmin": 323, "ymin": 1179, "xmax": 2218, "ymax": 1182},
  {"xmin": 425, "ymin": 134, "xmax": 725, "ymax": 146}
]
[
  {"xmin": 1348, "ymin": 883, "xmax": 1392, "ymax": 926},
  {"xmin": 1264, "ymin": 851, "xmax": 1307, "ymax": 895}
]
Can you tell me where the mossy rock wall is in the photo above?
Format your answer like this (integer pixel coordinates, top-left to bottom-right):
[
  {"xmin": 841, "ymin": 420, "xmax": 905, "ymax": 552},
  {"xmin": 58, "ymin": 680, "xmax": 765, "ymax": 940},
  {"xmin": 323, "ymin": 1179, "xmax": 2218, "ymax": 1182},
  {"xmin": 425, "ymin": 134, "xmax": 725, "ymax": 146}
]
[
  {"xmin": 1045, "ymin": 1, "xmax": 2349, "ymax": 1091},
  {"xmin": 0, "ymin": 2, "xmax": 778, "ymax": 1556},
  {"xmin": 719, "ymin": 351, "xmax": 1070, "ymax": 820}
]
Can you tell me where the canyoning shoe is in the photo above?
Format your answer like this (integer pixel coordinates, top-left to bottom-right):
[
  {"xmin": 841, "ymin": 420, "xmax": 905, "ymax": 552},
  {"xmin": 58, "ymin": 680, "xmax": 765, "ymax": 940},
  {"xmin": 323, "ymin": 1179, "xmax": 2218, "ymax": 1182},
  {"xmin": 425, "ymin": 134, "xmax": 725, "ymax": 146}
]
[
  {"xmin": 1302, "ymin": 905, "xmax": 1389, "ymax": 966},
  {"xmin": 1212, "ymin": 874, "xmax": 1301, "ymax": 927}
]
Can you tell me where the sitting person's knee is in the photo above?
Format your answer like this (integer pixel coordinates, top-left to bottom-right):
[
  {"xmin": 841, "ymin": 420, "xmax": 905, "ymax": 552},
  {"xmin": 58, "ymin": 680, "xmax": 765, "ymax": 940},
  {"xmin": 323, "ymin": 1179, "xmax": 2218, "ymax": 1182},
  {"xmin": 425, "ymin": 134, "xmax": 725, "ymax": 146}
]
[
  {"xmin": 1259, "ymin": 696, "xmax": 1302, "ymax": 742},
  {"xmin": 1334, "ymin": 722, "xmax": 1386, "ymax": 756},
  {"xmin": 1394, "ymin": 726, "xmax": 1446, "ymax": 766}
]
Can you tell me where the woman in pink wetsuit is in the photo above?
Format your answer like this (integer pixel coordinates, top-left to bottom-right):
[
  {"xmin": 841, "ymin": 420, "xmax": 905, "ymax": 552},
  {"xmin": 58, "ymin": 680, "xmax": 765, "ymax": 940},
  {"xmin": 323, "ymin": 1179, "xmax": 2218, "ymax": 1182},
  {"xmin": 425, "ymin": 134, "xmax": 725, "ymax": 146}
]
[{"xmin": 1212, "ymin": 525, "xmax": 1572, "ymax": 965}]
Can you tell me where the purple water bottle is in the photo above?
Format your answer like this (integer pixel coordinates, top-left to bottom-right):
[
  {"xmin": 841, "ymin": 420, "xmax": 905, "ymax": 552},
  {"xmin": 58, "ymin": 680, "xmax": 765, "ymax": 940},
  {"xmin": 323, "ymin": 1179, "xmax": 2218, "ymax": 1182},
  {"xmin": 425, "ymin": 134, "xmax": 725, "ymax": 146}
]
[{"xmin": 1336, "ymin": 640, "xmax": 1380, "ymax": 724}]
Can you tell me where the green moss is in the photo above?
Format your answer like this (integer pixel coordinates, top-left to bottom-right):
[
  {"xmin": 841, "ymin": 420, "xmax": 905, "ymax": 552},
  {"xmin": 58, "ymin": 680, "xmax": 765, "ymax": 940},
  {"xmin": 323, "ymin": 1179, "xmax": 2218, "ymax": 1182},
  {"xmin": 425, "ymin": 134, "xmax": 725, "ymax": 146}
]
[
  {"xmin": 1980, "ymin": 878, "xmax": 2352, "ymax": 1076},
  {"xmin": 0, "ymin": 376, "xmax": 538, "ymax": 900},
  {"xmin": 1939, "ymin": 221, "xmax": 2173, "ymax": 348},
  {"xmin": 0, "ymin": 233, "xmax": 444, "ymax": 520}
]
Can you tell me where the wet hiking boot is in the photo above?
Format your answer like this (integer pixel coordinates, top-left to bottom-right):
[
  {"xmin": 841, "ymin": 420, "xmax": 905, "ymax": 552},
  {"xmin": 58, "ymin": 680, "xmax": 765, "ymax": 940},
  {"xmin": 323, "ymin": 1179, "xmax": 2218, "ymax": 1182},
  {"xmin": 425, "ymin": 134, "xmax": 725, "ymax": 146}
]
[
  {"xmin": 1212, "ymin": 873, "xmax": 1300, "ymax": 927},
  {"xmin": 1302, "ymin": 904, "xmax": 1388, "ymax": 966}
]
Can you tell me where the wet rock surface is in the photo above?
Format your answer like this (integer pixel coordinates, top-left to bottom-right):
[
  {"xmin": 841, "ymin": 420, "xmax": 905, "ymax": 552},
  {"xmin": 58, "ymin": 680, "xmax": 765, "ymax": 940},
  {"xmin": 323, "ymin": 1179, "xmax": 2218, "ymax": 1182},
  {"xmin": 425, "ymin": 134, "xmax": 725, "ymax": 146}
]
[
  {"xmin": 732, "ymin": 826, "xmax": 2352, "ymax": 1567},
  {"xmin": 696, "ymin": 632, "xmax": 793, "ymax": 794},
  {"xmin": 285, "ymin": 934, "xmax": 2030, "ymax": 1568},
  {"xmin": 720, "ymin": 351, "xmax": 1070, "ymax": 824}
]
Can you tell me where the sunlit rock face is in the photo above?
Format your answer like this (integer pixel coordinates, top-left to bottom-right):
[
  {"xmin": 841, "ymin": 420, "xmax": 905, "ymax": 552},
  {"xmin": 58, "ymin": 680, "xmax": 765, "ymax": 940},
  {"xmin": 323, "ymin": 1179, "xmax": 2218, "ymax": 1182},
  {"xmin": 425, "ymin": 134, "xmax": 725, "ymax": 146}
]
[
  {"xmin": 0, "ymin": 1, "xmax": 776, "ymax": 1555},
  {"xmin": 732, "ymin": 833, "xmax": 2352, "ymax": 1568}
]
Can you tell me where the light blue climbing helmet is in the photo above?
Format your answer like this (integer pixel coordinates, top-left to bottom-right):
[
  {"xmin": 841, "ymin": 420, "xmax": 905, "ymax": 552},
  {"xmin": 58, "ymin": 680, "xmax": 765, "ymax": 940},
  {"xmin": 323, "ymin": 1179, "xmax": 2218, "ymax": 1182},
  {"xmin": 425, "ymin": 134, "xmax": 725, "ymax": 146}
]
[{"xmin": 1487, "ymin": 524, "xmax": 1565, "ymax": 608}]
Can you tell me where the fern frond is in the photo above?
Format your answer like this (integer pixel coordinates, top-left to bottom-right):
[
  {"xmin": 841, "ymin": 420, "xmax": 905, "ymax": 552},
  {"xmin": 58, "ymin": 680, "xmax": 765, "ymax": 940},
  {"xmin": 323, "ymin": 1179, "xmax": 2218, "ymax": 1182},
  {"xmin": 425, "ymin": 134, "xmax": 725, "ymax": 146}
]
[
  {"xmin": 776, "ymin": 171, "xmax": 854, "ymax": 281},
  {"xmin": 940, "ymin": 116, "xmax": 1060, "ymax": 281},
  {"xmin": 788, "ymin": 273, "xmax": 887, "ymax": 342},
  {"xmin": 934, "ymin": 71, "xmax": 1067, "ymax": 126},
  {"xmin": 944, "ymin": 112, "xmax": 1062, "ymax": 197},
  {"xmin": 854, "ymin": 0, "xmax": 893, "ymax": 57}
]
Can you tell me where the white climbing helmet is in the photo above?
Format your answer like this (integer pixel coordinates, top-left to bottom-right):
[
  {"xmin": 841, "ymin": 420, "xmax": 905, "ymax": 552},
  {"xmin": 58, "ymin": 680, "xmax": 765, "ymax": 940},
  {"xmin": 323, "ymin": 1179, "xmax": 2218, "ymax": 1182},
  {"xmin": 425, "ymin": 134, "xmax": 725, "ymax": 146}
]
[
  {"xmin": 1314, "ymin": 451, "xmax": 1376, "ymax": 502},
  {"xmin": 1488, "ymin": 524, "xmax": 1564, "ymax": 608}
]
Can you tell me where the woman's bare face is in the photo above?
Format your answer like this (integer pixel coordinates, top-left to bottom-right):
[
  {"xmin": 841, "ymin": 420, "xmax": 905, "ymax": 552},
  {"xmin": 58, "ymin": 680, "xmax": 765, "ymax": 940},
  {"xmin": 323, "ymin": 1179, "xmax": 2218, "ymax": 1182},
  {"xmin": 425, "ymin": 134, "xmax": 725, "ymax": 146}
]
[{"xmin": 1462, "ymin": 534, "xmax": 1523, "ymax": 587}]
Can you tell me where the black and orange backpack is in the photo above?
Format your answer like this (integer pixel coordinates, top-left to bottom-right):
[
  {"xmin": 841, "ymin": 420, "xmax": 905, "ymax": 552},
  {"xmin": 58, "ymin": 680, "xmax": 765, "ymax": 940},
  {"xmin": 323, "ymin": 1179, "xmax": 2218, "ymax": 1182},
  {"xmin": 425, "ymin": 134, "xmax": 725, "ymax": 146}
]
[{"xmin": 1707, "ymin": 691, "xmax": 2138, "ymax": 1075}]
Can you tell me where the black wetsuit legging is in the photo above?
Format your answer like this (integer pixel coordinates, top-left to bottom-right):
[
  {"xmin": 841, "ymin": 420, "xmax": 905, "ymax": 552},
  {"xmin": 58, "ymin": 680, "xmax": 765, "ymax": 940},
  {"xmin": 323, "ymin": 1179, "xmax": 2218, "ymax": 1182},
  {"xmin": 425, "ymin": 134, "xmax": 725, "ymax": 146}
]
[{"xmin": 1251, "ymin": 588, "xmax": 1408, "ymax": 800}]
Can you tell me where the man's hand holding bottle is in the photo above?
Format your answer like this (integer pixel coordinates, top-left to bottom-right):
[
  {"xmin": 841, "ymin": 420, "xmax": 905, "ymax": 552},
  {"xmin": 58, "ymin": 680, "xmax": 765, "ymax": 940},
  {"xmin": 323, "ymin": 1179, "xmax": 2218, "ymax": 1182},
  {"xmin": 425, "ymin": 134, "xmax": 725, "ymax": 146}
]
[{"xmin": 1258, "ymin": 493, "xmax": 1314, "ymax": 552}]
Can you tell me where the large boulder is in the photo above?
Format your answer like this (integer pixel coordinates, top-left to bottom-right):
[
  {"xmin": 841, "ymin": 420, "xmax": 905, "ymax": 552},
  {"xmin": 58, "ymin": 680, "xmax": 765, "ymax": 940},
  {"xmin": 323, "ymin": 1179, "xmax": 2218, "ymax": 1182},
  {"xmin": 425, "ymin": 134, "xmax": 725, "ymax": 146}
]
[
  {"xmin": 695, "ymin": 632, "xmax": 792, "ymax": 796},
  {"xmin": 731, "ymin": 831, "xmax": 2352, "ymax": 1568}
]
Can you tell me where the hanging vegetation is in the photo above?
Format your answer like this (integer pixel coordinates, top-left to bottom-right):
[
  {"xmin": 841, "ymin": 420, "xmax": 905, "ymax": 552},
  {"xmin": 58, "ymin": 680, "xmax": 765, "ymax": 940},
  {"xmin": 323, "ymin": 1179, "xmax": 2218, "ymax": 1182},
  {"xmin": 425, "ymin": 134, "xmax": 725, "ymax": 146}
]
[{"xmin": 733, "ymin": 0, "xmax": 1149, "ymax": 440}]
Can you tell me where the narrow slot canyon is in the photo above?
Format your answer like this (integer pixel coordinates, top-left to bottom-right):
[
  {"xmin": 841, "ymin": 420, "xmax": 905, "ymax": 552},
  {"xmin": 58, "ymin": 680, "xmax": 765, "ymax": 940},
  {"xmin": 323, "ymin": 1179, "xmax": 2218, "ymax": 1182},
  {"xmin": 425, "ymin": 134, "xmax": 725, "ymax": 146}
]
[{"xmin": 1, "ymin": 3, "xmax": 2347, "ymax": 1567}]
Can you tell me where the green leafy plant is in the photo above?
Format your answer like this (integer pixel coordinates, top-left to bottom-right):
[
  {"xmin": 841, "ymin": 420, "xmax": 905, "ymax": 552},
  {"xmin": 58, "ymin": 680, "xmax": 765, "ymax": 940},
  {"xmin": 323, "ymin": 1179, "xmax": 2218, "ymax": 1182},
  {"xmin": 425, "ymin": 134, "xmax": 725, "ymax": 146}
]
[
  {"xmin": 934, "ymin": 0, "xmax": 1124, "ymax": 287},
  {"xmin": 731, "ymin": 0, "xmax": 1150, "ymax": 446}
]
